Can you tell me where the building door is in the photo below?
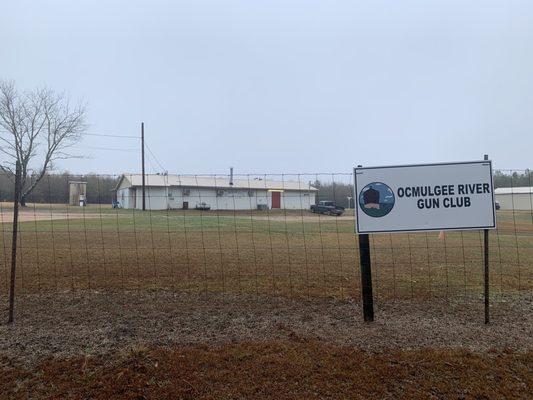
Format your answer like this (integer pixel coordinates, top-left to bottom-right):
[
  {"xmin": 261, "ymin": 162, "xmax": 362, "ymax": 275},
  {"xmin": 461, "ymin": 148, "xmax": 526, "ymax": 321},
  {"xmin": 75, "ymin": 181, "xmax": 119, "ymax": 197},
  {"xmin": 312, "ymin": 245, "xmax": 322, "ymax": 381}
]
[
  {"xmin": 271, "ymin": 192, "xmax": 281, "ymax": 209},
  {"xmin": 183, "ymin": 201, "xmax": 189, "ymax": 210},
  {"xmin": 131, "ymin": 188, "xmax": 136, "ymax": 209}
]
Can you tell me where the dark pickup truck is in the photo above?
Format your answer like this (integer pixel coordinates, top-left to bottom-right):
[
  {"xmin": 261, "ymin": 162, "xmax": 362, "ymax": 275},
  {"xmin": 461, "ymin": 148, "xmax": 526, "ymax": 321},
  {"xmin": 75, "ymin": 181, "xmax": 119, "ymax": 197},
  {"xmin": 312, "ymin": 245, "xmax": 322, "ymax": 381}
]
[{"xmin": 310, "ymin": 201, "xmax": 345, "ymax": 216}]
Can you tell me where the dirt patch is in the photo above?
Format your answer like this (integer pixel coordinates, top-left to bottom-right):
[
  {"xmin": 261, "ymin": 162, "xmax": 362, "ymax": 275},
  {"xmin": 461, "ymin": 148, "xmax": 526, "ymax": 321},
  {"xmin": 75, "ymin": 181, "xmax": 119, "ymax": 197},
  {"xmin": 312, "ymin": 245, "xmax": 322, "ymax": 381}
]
[
  {"xmin": 0, "ymin": 211, "xmax": 113, "ymax": 223},
  {"xmin": 250, "ymin": 213, "xmax": 355, "ymax": 222},
  {"xmin": 156, "ymin": 212, "xmax": 355, "ymax": 222},
  {"xmin": 0, "ymin": 292, "xmax": 531, "ymax": 366}
]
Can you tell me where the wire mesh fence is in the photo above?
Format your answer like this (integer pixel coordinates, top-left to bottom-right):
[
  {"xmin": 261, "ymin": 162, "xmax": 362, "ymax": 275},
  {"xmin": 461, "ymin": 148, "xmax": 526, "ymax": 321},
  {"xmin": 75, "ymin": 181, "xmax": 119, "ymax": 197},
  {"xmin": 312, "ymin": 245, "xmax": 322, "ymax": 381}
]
[{"xmin": 0, "ymin": 171, "xmax": 532, "ymax": 319}]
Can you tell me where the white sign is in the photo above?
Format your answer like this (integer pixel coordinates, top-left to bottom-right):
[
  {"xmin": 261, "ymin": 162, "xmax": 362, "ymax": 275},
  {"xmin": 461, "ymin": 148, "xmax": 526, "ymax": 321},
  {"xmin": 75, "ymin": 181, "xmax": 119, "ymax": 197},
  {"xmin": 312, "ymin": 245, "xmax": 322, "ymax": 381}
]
[{"xmin": 354, "ymin": 161, "xmax": 496, "ymax": 234}]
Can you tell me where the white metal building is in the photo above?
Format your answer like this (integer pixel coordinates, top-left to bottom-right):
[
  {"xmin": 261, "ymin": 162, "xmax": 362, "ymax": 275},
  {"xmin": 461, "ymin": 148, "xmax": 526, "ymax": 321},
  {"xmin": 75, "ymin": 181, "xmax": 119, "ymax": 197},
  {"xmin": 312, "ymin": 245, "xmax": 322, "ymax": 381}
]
[
  {"xmin": 494, "ymin": 187, "xmax": 533, "ymax": 210},
  {"xmin": 115, "ymin": 174, "xmax": 318, "ymax": 210}
]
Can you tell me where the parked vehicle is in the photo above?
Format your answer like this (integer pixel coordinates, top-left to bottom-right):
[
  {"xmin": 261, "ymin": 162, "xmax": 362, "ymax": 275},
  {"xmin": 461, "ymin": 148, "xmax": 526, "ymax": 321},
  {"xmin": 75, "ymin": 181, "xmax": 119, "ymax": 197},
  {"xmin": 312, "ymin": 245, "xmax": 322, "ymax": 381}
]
[
  {"xmin": 195, "ymin": 202, "xmax": 211, "ymax": 211},
  {"xmin": 310, "ymin": 201, "xmax": 345, "ymax": 216},
  {"xmin": 495, "ymin": 201, "xmax": 501, "ymax": 210}
]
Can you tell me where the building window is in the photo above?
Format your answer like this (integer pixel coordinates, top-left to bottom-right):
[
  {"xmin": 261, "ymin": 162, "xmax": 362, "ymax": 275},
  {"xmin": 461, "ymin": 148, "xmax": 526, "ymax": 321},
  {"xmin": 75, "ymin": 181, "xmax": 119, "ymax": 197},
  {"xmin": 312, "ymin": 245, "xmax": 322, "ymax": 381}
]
[
  {"xmin": 182, "ymin": 189, "xmax": 190, "ymax": 196},
  {"xmin": 248, "ymin": 190, "xmax": 254, "ymax": 197},
  {"xmin": 216, "ymin": 189, "xmax": 224, "ymax": 197}
]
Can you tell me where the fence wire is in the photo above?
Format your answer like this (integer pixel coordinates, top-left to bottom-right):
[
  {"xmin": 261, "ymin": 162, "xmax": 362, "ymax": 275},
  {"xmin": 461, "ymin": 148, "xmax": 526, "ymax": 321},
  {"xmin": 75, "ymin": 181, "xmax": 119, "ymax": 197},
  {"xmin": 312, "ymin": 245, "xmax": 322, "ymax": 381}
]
[{"xmin": 0, "ymin": 171, "xmax": 532, "ymax": 318}]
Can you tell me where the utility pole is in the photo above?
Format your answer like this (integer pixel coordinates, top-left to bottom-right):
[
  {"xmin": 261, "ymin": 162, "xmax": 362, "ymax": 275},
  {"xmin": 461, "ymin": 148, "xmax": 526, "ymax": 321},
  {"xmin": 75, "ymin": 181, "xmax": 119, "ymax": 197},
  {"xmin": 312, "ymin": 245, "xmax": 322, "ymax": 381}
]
[{"xmin": 141, "ymin": 122, "xmax": 146, "ymax": 211}]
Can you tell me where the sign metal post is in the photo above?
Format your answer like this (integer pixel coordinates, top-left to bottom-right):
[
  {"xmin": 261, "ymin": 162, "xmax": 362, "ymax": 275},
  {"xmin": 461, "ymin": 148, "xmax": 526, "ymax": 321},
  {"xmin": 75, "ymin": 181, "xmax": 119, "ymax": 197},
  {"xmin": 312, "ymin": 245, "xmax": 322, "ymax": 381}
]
[
  {"xmin": 356, "ymin": 166, "xmax": 374, "ymax": 322},
  {"xmin": 483, "ymin": 154, "xmax": 490, "ymax": 324}
]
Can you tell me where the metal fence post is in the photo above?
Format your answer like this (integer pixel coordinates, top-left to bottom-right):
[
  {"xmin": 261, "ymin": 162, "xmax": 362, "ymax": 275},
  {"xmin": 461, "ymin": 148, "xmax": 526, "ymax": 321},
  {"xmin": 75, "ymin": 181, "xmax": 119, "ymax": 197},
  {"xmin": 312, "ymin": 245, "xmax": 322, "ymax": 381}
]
[
  {"xmin": 484, "ymin": 154, "xmax": 490, "ymax": 324},
  {"xmin": 8, "ymin": 161, "xmax": 21, "ymax": 324}
]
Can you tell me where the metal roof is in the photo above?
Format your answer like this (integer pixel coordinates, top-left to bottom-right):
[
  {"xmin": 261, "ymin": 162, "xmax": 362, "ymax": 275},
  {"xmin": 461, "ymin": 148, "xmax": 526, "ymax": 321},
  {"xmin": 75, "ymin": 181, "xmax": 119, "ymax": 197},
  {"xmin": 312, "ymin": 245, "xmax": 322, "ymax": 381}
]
[
  {"xmin": 116, "ymin": 174, "xmax": 318, "ymax": 191},
  {"xmin": 494, "ymin": 187, "xmax": 533, "ymax": 195}
]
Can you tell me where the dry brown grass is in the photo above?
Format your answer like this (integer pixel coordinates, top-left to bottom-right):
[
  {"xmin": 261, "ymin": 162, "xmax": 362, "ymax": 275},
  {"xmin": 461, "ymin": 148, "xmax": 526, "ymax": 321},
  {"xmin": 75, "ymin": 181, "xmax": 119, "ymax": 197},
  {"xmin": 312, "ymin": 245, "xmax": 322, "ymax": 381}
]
[
  {"xmin": 0, "ymin": 208, "xmax": 531, "ymax": 301},
  {"xmin": 0, "ymin": 231, "xmax": 533, "ymax": 299},
  {"xmin": 1, "ymin": 340, "xmax": 532, "ymax": 399},
  {"xmin": 3, "ymin": 292, "xmax": 531, "ymax": 364}
]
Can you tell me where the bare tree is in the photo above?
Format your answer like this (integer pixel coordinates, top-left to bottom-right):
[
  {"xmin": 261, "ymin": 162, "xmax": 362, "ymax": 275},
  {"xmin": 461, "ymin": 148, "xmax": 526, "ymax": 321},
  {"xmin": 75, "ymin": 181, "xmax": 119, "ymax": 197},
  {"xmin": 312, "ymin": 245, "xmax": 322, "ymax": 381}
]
[{"xmin": 0, "ymin": 80, "xmax": 86, "ymax": 205}]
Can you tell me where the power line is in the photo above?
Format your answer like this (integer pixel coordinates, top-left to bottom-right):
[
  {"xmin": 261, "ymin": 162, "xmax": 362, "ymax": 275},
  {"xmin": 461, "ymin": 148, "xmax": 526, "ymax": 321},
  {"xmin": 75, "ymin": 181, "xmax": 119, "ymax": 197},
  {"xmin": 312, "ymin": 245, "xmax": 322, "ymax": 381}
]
[
  {"xmin": 78, "ymin": 131, "xmax": 166, "ymax": 171},
  {"xmin": 146, "ymin": 149, "xmax": 165, "ymax": 173},
  {"xmin": 80, "ymin": 133, "xmax": 140, "ymax": 139},
  {"xmin": 145, "ymin": 152, "xmax": 159, "ymax": 173},
  {"xmin": 145, "ymin": 143, "xmax": 166, "ymax": 172},
  {"xmin": 71, "ymin": 145, "xmax": 138, "ymax": 153}
]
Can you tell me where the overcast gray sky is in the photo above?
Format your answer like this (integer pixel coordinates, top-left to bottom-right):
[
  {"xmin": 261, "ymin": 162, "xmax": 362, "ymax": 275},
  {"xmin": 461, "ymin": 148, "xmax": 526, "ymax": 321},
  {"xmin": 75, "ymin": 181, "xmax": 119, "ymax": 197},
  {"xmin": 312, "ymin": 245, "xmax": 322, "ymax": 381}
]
[{"xmin": 2, "ymin": 0, "xmax": 532, "ymax": 175}]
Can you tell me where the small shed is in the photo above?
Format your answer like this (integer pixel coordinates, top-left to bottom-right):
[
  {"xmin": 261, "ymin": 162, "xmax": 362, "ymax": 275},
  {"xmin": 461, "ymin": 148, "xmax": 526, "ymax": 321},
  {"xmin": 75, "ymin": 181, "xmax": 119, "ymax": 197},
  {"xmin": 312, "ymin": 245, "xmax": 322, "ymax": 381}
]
[
  {"xmin": 69, "ymin": 181, "xmax": 87, "ymax": 206},
  {"xmin": 494, "ymin": 187, "xmax": 533, "ymax": 210}
]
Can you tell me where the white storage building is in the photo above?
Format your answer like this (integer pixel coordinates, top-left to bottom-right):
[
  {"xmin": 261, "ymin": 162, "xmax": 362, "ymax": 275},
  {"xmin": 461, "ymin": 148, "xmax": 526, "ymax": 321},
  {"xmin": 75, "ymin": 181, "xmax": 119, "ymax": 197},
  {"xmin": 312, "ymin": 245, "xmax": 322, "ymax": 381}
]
[
  {"xmin": 494, "ymin": 187, "xmax": 533, "ymax": 210},
  {"xmin": 115, "ymin": 174, "xmax": 318, "ymax": 211}
]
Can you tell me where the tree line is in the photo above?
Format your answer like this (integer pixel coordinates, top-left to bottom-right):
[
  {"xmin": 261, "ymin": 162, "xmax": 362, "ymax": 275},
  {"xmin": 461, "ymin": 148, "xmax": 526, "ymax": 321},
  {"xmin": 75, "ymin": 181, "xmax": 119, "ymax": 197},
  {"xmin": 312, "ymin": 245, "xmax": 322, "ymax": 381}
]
[
  {"xmin": 313, "ymin": 180, "xmax": 355, "ymax": 208},
  {"xmin": 313, "ymin": 169, "xmax": 533, "ymax": 208},
  {"xmin": 493, "ymin": 170, "xmax": 533, "ymax": 188},
  {"xmin": 0, "ymin": 172, "xmax": 118, "ymax": 204},
  {"xmin": 0, "ymin": 170, "xmax": 530, "ymax": 206}
]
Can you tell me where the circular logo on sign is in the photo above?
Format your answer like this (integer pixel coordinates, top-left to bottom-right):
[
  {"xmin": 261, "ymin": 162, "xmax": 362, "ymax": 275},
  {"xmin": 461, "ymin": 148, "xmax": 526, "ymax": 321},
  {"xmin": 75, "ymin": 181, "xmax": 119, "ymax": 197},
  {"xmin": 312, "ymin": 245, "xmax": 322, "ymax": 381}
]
[{"xmin": 359, "ymin": 182, "xmax": 395, "ymax": 218}]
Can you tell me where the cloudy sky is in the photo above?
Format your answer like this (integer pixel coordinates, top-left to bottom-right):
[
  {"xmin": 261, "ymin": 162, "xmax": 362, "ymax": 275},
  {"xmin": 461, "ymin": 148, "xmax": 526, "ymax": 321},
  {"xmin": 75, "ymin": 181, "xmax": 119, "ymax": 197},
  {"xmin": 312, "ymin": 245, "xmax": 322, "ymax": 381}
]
[{"xmin": 2, "ymin": 0, "xmax": 532, "ymax": 175}]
